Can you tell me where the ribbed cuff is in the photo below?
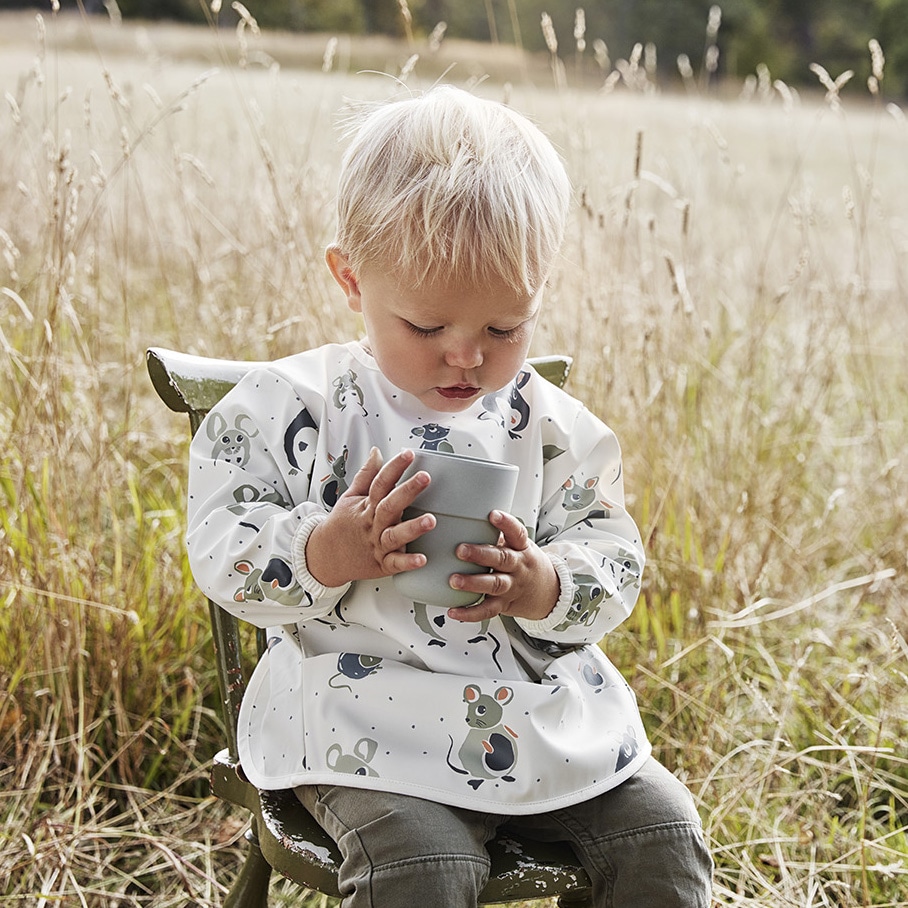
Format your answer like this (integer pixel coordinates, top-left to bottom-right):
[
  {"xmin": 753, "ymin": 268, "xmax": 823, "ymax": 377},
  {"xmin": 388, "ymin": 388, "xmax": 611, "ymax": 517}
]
[
  {"xmin": 515, "ymin": 554, "xmax": 574, "ymax": 636},
  {"xmin": 290, "ymin": 512, "xmax": 353, "ymax": 601}
]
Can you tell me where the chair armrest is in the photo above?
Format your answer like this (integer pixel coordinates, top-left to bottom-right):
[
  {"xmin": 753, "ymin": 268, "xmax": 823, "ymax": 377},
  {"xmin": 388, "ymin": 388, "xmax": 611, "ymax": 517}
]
[
  {"xmin": 528, "ymin": 353, "xmax": 573, "ymax": 388},
  {"xmin": 146, "ymin": 347, "xmax": 267, "ymax": 415}
]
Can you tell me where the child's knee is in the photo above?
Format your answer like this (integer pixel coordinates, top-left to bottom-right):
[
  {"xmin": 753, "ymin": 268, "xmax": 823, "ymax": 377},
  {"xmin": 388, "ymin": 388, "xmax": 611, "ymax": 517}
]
[
  {"xmin": 607, "ymin": 822, "xmax": 713, "ymax": 907},
  {"xmin": 300, "ymin": 786, "xmax": 494, "ymax": 907},
  {"xmin": 591, "ymin": 760, "xmax": 713, "ymax": 905},
  {"xmin": 617, "ymin": 757, "xmax": 704, "ymax": 828},
  {"xmin": 298, "ymin": 784, "xmax": 494, "ymax": 864}
]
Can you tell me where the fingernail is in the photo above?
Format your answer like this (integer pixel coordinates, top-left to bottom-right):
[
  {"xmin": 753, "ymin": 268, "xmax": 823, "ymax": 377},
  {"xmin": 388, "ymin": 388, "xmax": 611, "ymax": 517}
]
[{"xmin": 449, "ymin": 575, "xmax": 462, "ymax": 589}]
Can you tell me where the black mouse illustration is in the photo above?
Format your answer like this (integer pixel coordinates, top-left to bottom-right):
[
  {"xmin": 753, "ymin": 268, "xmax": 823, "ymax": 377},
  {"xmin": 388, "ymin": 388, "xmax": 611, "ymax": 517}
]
[
  {"xmin": 328, "ymin": 653, "xmax": 383, "ymax": 691},
  {"xmin": 410, "ymin": 423, "xmax": 454, "ymax": 452}
]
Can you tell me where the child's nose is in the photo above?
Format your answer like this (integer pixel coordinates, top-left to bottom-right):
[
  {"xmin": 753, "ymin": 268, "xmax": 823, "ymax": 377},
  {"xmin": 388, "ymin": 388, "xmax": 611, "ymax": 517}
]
[{"xmin": 444, "ymin": 337, "xmax": 483, "ymax": 370}]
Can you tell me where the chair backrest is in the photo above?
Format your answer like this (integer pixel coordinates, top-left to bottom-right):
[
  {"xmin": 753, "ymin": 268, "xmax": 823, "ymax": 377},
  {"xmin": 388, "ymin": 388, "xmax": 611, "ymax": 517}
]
[{"xmin": 146, "ymin": 346, "xmax": 573, "ymax": 762}]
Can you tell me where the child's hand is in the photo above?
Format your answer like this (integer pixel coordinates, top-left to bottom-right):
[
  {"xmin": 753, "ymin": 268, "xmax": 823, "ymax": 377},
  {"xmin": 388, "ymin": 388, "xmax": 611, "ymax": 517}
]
[
  {"xmin": 446, "ymin": 510, "xmax": 560, "ymax": 624},
  {"xmin": 305, "ymin": 447, "xmax": 436, "ymax": 587}
]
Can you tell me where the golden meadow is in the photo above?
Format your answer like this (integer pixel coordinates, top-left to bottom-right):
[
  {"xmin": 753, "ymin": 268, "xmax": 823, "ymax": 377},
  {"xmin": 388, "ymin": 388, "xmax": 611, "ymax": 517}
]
[{"xmin": 1, "ymin": 9, "xmax": 906, "ymax": 906}]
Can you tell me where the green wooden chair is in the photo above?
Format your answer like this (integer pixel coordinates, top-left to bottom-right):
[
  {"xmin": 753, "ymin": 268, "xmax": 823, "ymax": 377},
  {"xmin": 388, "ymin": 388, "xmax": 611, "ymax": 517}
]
[{"xmin": 146, "ymin": 346, "xmax": 594, "ymax": 908}]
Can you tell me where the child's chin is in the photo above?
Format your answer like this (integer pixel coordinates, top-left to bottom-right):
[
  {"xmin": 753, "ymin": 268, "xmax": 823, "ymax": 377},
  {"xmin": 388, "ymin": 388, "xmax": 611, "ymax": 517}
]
[{"xmin": 427, "ymin": 390, "xmax": 480, "ymax": 412}]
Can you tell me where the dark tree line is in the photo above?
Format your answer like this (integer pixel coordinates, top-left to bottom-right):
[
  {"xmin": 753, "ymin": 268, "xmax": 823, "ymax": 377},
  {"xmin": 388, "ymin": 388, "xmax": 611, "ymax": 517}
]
[
  {"xmin": 408, "ymin": 0, "xmax": 906, "ymax": 97},
  {"xmin": 6, "ymin": 0, "xmax": 907, "ymax": 96}
]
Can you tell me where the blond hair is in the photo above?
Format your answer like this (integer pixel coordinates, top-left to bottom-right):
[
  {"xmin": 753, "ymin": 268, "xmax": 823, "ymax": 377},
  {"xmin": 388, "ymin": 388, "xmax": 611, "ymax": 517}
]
[{"xmin": 332, "ymin": 86, "xmax": 571, "ymax": 295}]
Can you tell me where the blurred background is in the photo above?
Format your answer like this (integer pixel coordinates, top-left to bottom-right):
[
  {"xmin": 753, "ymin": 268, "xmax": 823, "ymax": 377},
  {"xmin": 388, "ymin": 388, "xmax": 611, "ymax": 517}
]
[
  {"xmin": 1, "ymin": 1, "xmax": 906, "ymax": 906},
  {"xmin": 2, "ymin": 0, "xmax": 907, "ymax": 96}
]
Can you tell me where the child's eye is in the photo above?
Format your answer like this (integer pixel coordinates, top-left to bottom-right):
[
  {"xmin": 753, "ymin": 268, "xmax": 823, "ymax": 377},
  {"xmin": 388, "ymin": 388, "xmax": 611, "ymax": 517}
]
[
  {"xmin": 404, "ymin": 322, "xmax": 442, "ymax": 337},
  {"xmin": 488, "ymin": 326, "xmax": 519, "ymax": 339}
]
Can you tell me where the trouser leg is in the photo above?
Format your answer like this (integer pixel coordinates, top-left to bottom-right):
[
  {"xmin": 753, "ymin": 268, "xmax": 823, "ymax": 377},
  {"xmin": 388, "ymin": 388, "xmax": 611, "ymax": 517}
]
[
  {"xmin": 505, "ymin": 758, "xmax": 714, "ymax": 908},
  {"xmin": 294, "ymin": 784, "xmax": 498, "ymax": 908}
]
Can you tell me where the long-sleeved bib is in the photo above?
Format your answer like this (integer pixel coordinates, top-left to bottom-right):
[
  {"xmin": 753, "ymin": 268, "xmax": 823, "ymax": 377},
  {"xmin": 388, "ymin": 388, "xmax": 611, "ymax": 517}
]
[{"xmin": 186, "ymin": 342, "xmax": 649, "ymax": 813}]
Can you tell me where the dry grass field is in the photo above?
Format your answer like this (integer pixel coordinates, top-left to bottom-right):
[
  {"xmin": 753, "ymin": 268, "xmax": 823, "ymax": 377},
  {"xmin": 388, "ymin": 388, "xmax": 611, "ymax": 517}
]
[{"xmin": 1, "ymin": 8, "xmax": 907, "ymax": 907}]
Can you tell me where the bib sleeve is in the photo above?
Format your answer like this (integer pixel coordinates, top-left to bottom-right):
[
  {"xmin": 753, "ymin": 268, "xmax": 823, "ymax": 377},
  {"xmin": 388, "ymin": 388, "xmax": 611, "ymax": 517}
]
[
  {"xmin": 186, "ymin": 368, "xmax": 351, "ymax": 629},
  {"xmin": 518, "ymin": 405, "xmax": 644, "ymax": 646}
]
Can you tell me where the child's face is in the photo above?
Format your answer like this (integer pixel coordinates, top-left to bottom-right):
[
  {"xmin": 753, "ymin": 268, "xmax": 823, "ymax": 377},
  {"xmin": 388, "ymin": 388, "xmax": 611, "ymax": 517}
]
[{"xmin": 327, "ymin": 249, "xmax": 542, "ymax": 413}]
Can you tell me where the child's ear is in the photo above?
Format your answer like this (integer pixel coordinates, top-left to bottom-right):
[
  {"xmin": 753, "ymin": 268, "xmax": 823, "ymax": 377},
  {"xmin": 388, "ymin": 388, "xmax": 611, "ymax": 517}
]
[{"xmin": 325, "ymin": 246, "xmax": 362, "ymax": 313}]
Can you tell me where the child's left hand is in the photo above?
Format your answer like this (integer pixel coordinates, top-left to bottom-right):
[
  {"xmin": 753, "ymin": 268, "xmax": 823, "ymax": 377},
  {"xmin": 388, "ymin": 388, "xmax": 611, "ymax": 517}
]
[{"xmin": 446, "ymin": 510, "xmax": 559, "ymax": 624}]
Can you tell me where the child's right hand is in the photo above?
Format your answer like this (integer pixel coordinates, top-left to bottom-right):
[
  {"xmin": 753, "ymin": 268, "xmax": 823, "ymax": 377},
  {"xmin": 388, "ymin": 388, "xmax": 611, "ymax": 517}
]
[{"xmin": 303, "ymin": 447, "xmax": 436, "ymax": 588}]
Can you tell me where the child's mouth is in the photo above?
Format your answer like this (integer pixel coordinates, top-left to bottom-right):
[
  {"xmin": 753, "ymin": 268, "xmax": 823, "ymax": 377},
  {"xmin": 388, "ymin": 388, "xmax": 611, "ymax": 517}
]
[{"xmin": 437, "ymin": 386, "xmax": 480, "ymax": 400}]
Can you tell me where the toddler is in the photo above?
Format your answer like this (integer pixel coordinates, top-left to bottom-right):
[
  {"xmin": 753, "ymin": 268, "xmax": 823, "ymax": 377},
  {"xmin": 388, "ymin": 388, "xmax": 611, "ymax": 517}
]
[{"xmin": 187, "ymin": 85, "xmax": 712, "ymax": 907}]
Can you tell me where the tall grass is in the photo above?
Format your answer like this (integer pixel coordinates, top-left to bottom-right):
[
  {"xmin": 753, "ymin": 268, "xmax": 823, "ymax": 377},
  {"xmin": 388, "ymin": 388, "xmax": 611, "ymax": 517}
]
[{"xmin": 1, "ymin": 8, "xmax": 906, "ymax": 906}]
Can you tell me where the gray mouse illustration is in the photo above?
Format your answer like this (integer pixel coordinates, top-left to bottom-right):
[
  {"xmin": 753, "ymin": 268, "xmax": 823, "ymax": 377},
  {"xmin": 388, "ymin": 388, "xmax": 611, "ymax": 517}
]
[
  {"xmin": 446, "ymin": 684, "xmax": 519, "ymax": 789},
  {"xmin": 326, "ymin": 737, "xmax": 379, "ymax": 776},
  {"xmin": 207, "ymin": 411, "xmax": 258, "ymax": 466},
  {"xmin": 332, "ymin": 370, "xmax": 367, "ymax": 416},
  {"xmin": 233, "ymin": 557, "xmax": 307, "ymax": 607}
]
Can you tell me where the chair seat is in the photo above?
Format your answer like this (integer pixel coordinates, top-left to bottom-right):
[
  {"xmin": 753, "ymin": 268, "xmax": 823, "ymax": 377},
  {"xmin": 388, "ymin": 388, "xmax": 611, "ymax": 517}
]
[{"xmin": 211, "ymin": 749, "xmax": 592, "ymax": 903}]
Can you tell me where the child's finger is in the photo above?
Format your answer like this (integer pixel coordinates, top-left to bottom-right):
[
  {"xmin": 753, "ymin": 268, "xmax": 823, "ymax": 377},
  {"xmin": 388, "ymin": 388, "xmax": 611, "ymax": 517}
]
[
  {"xmin": 450, "ymin": 567, "xmax": 512, "ymax": 599},
  {"xmin": 381, "ymin": 511, "xmax": 436, "ymax": 553},
  {"xmin": 344, "ymin": 446, "xmax": 384, "ymax": 497},
  {"xmin": 455, "ymin": 541, "xmax": 517, "ymax": 571},
  {"xmin": 368, "ymin": 448, "xmax": 419, "ymax": 502},
  {"xmin": 447, "ymin": 596, "xmax": 502, "ymax": 623},
  {"xmin": 489, "ymin": 509, "xmax": 530, "ymax": 551},
  {"xmin": 381, "ymin": 549, "xmax": 428, "ymax": 575},
  {"xmin": 372, "ymin": 463, "xmax": 433, "ymax": 522}
]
